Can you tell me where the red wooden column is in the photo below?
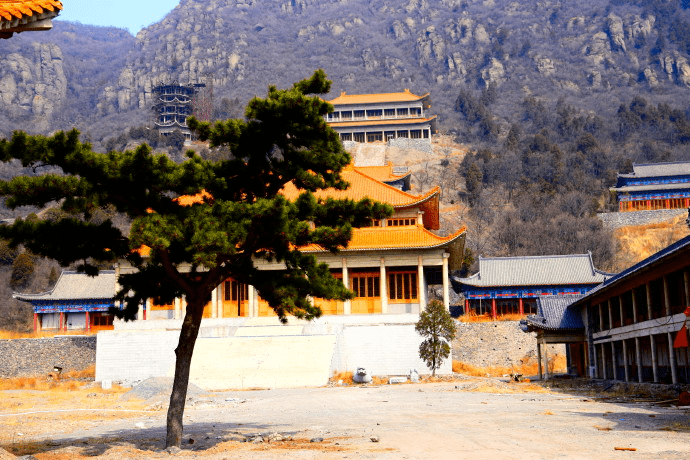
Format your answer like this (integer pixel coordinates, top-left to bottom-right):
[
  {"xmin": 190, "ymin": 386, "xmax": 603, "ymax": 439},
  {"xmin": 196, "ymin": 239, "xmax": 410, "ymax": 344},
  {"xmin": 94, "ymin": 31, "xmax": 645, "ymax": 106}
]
[
  {"xmin": 491, "ymin": 299, "xmax": 497, "ymax": 320},
  {"xmin": 519, "ymin": 298, "xmax": 524, "ymax": 315},
  {"xmin": 85, "ymin": 311, "xmax": 90, "ymax": 333},
  {"xmin": 59, "ymin": 312, "xmax": 65, "ymax": 332},
  {"xmin": 465, "ymin": 299, "xmax": 469, "ymax": 315},
  {"xmin": 665, "ymin": 199, "xmax": 670, "ymax": 209},
  {"xmin": 33, "ymin": 313, "xmax": 39, "ymax": 332}
]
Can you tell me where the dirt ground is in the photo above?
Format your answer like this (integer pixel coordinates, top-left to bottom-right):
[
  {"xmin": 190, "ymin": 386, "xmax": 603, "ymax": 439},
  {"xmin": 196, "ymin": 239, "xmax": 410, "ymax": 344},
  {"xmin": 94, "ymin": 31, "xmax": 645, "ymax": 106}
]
[{"xmin": 1, "ymin": 376, "xmax": 690, "ymax": 460}]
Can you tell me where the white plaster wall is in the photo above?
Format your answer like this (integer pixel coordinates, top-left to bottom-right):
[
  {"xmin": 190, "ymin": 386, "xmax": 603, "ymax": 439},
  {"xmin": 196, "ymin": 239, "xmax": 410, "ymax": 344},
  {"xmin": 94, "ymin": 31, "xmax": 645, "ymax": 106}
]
[
  {"xmin": 95, "ymin": 330, "xmax": 179, "ymax": 384},
  {"xmin": 332, "ymin": 323, "xmax": 451, "ymax": 376},
  {"xmin": 96, "ymin": 314, "xmax": 450, "ymax": 388},
  {"xmin": 113, "ymin": 317, "xmax": 249, "ymax": 331},
  {"xmin": 96, "ymin": 329, "xmax": 336, "ymax": 389},
  {"xmin": 187, "ymin": 336, "xmax": 336, "ymax": 390},
  {"xmin": 233, "ymin": 325, "xmax": 304, "ymax": 337},
  {"xmin": 387, "ymin": 303, "xmax": 419, "ymax": 314},
  {"xmin": 147, "ymin": 310, "xmax": 175, "ymax": 320}
]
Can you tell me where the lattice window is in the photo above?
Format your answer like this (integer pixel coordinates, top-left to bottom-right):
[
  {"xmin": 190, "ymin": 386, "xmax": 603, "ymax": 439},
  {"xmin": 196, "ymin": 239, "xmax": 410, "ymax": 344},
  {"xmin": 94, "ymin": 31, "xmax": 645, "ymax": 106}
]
[
  {"xmin": 388, "ymin": 272, "xmax": 418, "ymax": 301},
  {"xmin": 387, "ymin": 218, "xmax": 416, "ymax": 226},
  {"xmin": 91, "ymin": 312, "xmax": 113, "ymax": 327},
  {"xmin": 224, "ymin": 280, "xmax": 248, "ymax": 302},
  {"xmin": 351, "ymin": 274, "xmax": 380, "ymax": 298}
]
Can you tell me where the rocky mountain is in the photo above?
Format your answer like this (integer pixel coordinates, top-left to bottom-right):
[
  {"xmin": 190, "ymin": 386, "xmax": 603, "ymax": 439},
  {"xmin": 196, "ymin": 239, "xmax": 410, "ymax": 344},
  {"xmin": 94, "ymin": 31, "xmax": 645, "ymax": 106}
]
[
  {"xmin": 1, "ymin": 0, "xmax": 690, "ymax": 143},
  {"xmin": 0, "ymin": 42, "xmax": 65, "ymax": 132},
  {"xmin": 0, "ymin": 22, "xmax": 135, "ymax": 135}
]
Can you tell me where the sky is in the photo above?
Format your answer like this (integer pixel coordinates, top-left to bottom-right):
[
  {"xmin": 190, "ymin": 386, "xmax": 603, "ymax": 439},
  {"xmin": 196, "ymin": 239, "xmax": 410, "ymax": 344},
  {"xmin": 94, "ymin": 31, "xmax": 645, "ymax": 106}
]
[{"xmin": 57, "ymin": 1, "xmax": 181, "ymax": 35}]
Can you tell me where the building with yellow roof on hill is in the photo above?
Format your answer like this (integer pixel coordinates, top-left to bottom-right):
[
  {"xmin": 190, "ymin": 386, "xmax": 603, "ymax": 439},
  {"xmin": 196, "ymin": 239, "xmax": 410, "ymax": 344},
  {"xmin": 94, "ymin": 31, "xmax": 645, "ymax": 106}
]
[
  {"xmin": 325, "ymin": 89, "xmax": 438, "ymax": 143},
  {"xmin": 133, "ymin": 163, "xmax": 465, "ymax": 322}
]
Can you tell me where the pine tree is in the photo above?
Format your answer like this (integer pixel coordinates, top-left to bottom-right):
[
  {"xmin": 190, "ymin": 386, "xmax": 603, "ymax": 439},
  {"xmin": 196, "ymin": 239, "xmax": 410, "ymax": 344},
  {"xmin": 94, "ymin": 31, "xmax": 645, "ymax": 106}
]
[
  {"xmin": 0, "ymin": 70, "xmax": 391, "ymax": 447},
  {"xmin": 415, "ymin": 300, "xmax": 457, "ymax": 376}
]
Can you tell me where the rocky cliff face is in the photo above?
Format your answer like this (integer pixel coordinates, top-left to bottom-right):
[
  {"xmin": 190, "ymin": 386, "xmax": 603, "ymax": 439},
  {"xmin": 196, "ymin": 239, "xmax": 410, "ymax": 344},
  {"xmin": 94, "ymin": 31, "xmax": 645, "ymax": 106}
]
[
  {"xmin": 100, "ymin": 0, "xmax": 690, "ymax": 115},
  {"xmin": 0, "ymin": 43, "xmax": 66, "ymax": 131},
  {"xmin": 2, "ymin": 0, "xmax": 690, "ymax": 135}
]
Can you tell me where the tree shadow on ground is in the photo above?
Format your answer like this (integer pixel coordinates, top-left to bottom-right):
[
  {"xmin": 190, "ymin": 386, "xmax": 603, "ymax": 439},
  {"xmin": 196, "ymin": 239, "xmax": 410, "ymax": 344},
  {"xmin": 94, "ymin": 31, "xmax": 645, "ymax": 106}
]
[
  {"xmin": 565, "ymin": 409, "xmax": 690, "ymax": 435},
  {"xmin": 2, "ymin": 420, "xmax": 316, "ymax": 457}
]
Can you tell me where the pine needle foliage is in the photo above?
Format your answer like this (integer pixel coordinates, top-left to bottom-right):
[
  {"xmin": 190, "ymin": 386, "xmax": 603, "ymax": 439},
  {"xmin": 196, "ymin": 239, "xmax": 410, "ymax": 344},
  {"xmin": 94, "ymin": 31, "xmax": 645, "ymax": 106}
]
[
  {"xmin": 0, "ymin": 70, "xmax": 392, "ymax": 447},
  {"xmin": 415, "ymin": 300, "xmax": 457, "ymax": 376}
]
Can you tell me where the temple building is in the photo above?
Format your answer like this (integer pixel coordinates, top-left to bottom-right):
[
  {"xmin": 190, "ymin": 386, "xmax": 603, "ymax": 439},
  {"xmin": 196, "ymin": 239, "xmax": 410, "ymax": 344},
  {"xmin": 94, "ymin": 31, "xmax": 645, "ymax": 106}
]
[
  {"xmin": 524, "ymin": 235, "xmax": 690, "ymax": 384},
  {"xmin": 14, "ymin": 271, "xmax": 116, "ymax": 332},
  {"xmin": 99, "ymin": 164, "xmax": 465, "ymax": 386},
  {"xmin": 611, "ymin": 161, "xmax": 690, "ymax": 212},
  {"xmin": 152, "ymin": 82, "xmax": 207, "ymax": 140},
  {"xmin": 324, "ymin": 90, "xmax": 438, "ymax": 143},
  {"xmin": 0, "ymin": 0, "xmax": 62, "ymax": 39},
  {"xmin": 123, "ymin": 163, "xmax": 466, "ymax": 320},
  {"xmin": 520, "ymin": 295, "xmax": 587, "ymax": 379},
  {"xmin": 454, "ymin": 254, "xmax": 612, "ymax": 319}
]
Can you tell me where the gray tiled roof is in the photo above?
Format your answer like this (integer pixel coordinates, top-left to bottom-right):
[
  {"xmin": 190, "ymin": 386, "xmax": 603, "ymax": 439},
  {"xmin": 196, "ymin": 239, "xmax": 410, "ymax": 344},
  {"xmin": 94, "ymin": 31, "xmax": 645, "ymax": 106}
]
[
  {"xmin": 611, "ymin": 182, "xmax": 690, "ymax": 193},
  {"xmin": 618, "ymin": 161, "xmax": 690, "ymax": 179},
  {"xmin": 13, "ymin": 271, "xmax": 116, "ymax": 301},
  {"xmin": 572, "ymin": 234, "xmax": 690, "ymax": 305},
  {"xmin": 455, "ymin": 254, "xmax": 612, "ymax": 287},
  {"xmin": 521, "ymin": 295, "xmax": 584, "ymax": 331}
]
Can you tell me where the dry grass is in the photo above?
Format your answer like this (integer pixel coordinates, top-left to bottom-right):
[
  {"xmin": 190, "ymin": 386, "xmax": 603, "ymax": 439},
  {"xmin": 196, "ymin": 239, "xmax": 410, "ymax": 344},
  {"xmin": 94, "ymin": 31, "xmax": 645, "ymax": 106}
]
[
  {"xmin": 594, "ymin": 425, "xmax": 613, "ymax": 431},
  {"xmin": 612, "ymin": 216, "xmax": 690, "ymax": 271},
  {"xmin": 0, "ymin": 330, "xmax": 95, "ymax": 340},
  {"xmin": 452, "ymin": 354, "xmax": 566, "ymax": 378},
  {"xmin": 468, "ymin": 382, "xmax": 550, "ymax": 394},
  {"xmin": 330, "ymin": 371, "xmax": 353, "ymax": 385},
  {"xmin": 330, "ymin": 371, "xmax": 413, "ymax": 386},
  {"xmin": 457, "ymin": 312, "xmax": 526, "ymax": 323},
  {"xmin": 0, "ymin": 366, "xmax": 95, "ymax": 392},
  {"xmin": 0, "ymin": 374, "xmax": 145, "ymax": 449}
]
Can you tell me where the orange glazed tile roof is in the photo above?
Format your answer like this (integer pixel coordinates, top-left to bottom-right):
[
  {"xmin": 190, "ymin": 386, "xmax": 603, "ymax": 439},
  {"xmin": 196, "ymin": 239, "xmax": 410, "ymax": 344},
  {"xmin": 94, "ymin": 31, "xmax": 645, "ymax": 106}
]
[
  {"xmin": 175, "ymin": 190, "xmax": 212, "ymax": 206},
  {"xmin": 327, "ymin": 89, "xmax": 429, "ymax": 106},
  {"xmin": 302, "ymin": 225, "xmax": 466, "ymax": 252},
  {"xmin": 328, "ymin": 116, "xmax": 437, "ymax": 128},
  {"xmin": 137, "ymin": 226, "xmax": 466, "ymax": 256},
  {"xmin": 0, "ymin": 0, "xmax": 62, "ymax": 21},
  {"xmin": 355, "ymin": 163, "xmax": 409, "ymax": 183},
  {"xmin": 280, "ymin": 165, "xmax": 439, "ymax": 209}
]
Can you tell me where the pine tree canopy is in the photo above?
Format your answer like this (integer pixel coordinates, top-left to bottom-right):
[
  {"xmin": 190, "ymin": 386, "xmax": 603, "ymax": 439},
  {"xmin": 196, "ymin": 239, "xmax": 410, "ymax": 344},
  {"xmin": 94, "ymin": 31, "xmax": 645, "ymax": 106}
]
[
  {"xmin": 0, "ymin": 69, "xmax": 392, "ymax": 322},
  {"xmin": 415, "ymin": 300, "xmax": 457, "ymax": 375}
]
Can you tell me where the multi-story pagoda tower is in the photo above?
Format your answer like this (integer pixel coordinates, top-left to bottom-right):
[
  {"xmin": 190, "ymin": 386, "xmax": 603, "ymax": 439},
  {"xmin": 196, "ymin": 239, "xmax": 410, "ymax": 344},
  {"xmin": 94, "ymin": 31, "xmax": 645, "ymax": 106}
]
[{"xmin": 152, "ymin": 82, "xmax": 206, "ymax": 140}]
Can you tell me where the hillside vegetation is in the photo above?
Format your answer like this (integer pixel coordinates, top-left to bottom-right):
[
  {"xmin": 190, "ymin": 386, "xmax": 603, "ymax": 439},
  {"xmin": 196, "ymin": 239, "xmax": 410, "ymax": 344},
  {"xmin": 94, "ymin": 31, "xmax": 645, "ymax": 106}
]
[{"xmin": 3, "ymin": 0, "xmax": 690, "ymax": 329}]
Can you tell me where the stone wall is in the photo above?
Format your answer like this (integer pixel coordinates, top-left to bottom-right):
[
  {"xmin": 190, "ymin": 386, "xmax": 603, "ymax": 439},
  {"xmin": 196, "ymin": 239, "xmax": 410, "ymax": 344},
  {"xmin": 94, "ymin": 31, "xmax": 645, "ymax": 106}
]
[
  {"xmin": 597, "ymin": 209, "xmax": 687, "ymax": 229},
  {"xmin": 452, "ymin": 321, "xmax": 565, "ymax": 370},
  {"xmin": 387, "ymin": 137, "xmax": 434, "ymax": 155},
  {"xmin": 0, "ymin": 336, "xmax": 96, "ymax": 378}
]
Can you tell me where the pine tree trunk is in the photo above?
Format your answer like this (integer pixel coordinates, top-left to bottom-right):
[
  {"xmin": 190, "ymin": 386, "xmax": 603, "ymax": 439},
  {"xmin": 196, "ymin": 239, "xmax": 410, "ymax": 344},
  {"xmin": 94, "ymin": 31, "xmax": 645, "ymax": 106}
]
[{"xmin": 166, "ymin": 295, "xmax": 205, "ymax": 448}]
